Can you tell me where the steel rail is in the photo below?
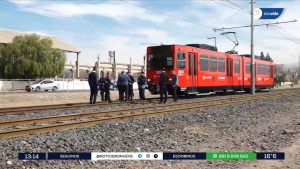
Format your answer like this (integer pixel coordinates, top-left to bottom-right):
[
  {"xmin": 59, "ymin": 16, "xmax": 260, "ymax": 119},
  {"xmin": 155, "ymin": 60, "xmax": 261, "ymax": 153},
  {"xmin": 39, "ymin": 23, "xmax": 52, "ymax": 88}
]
[
  {"xmin": 0, "ymin": 88, "xmax": 298, "ymax": 114},
  {"xmin": 0, "ymin": 90, "xmax": 298, "ymax": 128},
  {"xmin": 0, "ymin": 91, "xmax": 298, "ymax": 139},
  {"xmin": 0, "ymin": 97, "xmax": 160, "ymax": 114}
]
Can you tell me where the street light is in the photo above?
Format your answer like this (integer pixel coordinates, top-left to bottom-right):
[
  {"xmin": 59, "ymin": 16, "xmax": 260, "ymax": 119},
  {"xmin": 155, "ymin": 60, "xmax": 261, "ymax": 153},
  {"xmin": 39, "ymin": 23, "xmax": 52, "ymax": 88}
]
[{"xmin": 207, "ymin": 37, "xmax": 217, "ymax": 48}]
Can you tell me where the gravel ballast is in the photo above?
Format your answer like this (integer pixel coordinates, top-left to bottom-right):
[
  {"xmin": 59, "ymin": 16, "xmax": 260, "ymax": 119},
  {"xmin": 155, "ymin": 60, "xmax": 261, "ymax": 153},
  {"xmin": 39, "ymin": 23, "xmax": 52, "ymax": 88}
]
[
  {"xmin": 0, "ymin": 95, "xmax": 299, "ymax": 169},
  {"xmin": 0, "ymin": 92, "xmax": 280, "ymax": 122}
]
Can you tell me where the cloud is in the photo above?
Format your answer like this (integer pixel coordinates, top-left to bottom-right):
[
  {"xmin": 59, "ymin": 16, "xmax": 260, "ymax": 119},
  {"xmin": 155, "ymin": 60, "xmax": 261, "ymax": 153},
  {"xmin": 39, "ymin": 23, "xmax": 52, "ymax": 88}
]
[
  {"xmin": 9, "ymin": 0, "xmax": 36, "ymax": 5},
  {"xmin": 10, "ymin": 0, "xmax": 166, "ymax": 24},
  {"xmin": 9, "ymin": 0, "xmax": 300, "ymax": 65},
  {"xmin": 132, "ymin": 28, "xmax": 172, "ymax": 43},
  {"xmin": 98, "ymin": 35, "xmax": 145, "ymax": 65},
  {"xmin": 188, "ymin": 0, "xmax": 300, "ymax": 64},
  {"xmin": 23, "ymin": 30, "xmax": 51, "ymax": 37}
]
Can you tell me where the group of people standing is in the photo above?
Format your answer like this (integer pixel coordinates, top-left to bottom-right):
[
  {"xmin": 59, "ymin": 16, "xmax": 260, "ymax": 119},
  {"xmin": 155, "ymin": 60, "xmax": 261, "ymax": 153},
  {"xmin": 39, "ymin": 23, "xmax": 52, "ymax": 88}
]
[
  {"xmin": 98, "ymin": 71, "xmax": 112, "ymax": 102},
  {"xmin": 88, "ymin": 66, "xmax": 178, "ymax": 104},
  {"xmin": 88, "ymin": 67, "xmax": 112, "ymax": 104},
  {"xmin": 117, "ymin": 71, "xmax": 146, "ymax": 101},
  {"xmin": 88, "ymin": 66, "xmax": 147, "ymax": 104}
]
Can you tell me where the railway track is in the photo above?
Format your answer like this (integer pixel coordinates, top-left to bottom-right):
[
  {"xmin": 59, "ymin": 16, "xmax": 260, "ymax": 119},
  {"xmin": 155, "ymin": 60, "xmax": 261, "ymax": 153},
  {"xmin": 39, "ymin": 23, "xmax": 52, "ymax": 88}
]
[
  {"xmin": 0, "ymin": 89, "xmax": 299, "ymax": 139},
  {"xmin": 0, "ymin": 98, "xmax": 158, "ymax": 115},
  {"xmin": 0, "ymin": 88, "xmax": 299, "ymax": 114}
]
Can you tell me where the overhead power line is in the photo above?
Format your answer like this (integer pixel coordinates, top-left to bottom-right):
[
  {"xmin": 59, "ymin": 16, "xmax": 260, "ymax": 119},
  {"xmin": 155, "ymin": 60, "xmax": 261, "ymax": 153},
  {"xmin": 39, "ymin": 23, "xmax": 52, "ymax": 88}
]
[
  {"xmin": 213, "ymin": 20, "xmax": 298, "ymax": 31},
  {"xmin": 213, "ymin": 0, "xmax": 300, "ymax": 46},
  {"xmin": 120, "ymin": 0, "xmax": 299, "ymax": 47},
  {"xmin": 273, "ymin": 26, "xmax": 300, "ymax": 46},
  {"xmin": 222, "ymin": 0, "xmax": 246, "ymax": 11},
  {"xmin": 119, "ymin": 0, "xmax": 215, "ymax": 29},
  {"xmin": 211, "ymin": 0, "xmax": 249, "ymax": 14}
]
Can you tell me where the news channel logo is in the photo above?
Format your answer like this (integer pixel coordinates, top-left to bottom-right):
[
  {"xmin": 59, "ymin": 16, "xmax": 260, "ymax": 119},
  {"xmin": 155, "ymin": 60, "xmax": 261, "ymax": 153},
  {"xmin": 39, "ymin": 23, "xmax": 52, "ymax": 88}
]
[{"xmin": 254, "ymin": 8, "xmax": 284, "ymax": 20}]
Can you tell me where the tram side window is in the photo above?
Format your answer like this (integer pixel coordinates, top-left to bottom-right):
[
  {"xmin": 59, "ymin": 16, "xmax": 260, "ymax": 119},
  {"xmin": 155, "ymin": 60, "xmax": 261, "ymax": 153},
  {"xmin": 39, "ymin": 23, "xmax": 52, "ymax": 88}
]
[
  {"xmin": 266, "ymin": 65, "xmax": 270, "ymax": 75},
  {"xmin": 209, "ymin": 56, "xmax": 217, "ymax": 72},
  {"xmin": 246, "ymin": 62, "xmax": 251, "ymax": 74},
  {"xmin": 177, "ymin": 52, "xmax": 186, "ymax": 69},
  {"xmin": 257, "ymin": 64, "xmax": 262, "ymax": 75},
  {"xmin": 218, "ymin": 57, "xmax": 225, "ymax": 72},
  {"xmin": 200, "ymin": 55, "xmax": 208, "ymax": 71},
  {"xmin": 257, "ymin": 64, "xmax": 262, "ymax": 74},
  {"xmin": 257, "ymin": 64, "xmax": 264, "ymax": 75},
  {"xmin": 234, "ymin": 59, "xmax": 240, "ymax": 73},
  {"xmin": 257, "ymin": 64, "xmax": 270, "ymax": 75}
]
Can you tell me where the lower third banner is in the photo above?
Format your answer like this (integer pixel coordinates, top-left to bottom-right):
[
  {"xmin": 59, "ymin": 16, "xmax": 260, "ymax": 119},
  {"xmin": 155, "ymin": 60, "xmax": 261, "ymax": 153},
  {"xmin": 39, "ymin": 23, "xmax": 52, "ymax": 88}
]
[{"xmin": 91, "ymin": 152, "xmax": 163, "ymax": 160}]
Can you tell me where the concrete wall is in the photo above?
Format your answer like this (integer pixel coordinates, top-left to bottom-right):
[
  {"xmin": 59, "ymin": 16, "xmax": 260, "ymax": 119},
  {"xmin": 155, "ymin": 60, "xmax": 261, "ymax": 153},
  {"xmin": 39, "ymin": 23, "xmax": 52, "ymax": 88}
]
[
  {"xmin": 0, "ymin": 79, "xmax": 138, "ymax": 91},
  {"xmin": 0, "ymin": 80, "xmax": 89, "ymax": 91},
  {"xmin": 0, "ymin": 80, "xmax": 33, "ymax": 91},
  {"xmin": 56, "ymin": 79, "xmax": 90, "ymax": 91}
]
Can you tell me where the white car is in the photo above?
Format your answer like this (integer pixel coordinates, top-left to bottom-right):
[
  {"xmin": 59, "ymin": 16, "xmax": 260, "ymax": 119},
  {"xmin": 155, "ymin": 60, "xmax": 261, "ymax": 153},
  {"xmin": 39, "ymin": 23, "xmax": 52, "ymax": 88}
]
[{"xmin": 26, "ymin": 80, "xmax": 58, "ymax": 92}]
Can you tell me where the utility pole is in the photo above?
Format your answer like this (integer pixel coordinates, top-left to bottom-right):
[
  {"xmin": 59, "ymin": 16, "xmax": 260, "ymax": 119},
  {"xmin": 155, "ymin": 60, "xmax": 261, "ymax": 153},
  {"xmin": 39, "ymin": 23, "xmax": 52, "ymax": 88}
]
[
  {"xmin": 129, "ymin": 57, "xmax": 132, "ymax": 73},
  {"xmin": 212, "ymin": 1, "xmax": 296, "ymax": 94},
  {"xmin": 251, "ymin": 0, "xmax": 255, "ymax": 94}
]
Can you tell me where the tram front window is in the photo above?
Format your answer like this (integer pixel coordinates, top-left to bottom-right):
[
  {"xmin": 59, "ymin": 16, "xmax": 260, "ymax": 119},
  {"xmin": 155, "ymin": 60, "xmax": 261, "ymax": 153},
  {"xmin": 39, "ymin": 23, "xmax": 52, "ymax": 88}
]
[{"xmin": 148, "ymin": 52, "xmax": 173, "ymax": 70}]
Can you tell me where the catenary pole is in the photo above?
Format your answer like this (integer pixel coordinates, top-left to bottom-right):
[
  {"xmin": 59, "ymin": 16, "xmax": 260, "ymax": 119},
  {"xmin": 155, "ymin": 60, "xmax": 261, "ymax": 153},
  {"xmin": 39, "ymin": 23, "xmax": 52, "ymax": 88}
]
[{"xmin": 251, "ymin": 0, "xmax": 255, "ymax": 94}]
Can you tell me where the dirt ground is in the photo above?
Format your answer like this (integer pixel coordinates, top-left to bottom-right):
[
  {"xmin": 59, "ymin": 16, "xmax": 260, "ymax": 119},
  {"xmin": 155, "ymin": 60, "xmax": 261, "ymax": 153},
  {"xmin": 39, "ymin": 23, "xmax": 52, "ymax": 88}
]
[
  {"xmin": 1, "ymin": 85, "xmax": 299, "ymax": 108},
  {"xmin": 0, "ymin": 88, "xmax": 299, "ymax": 168},
  {"xmin": 245, "ymin": 137, "xmax": 300, "ymax": 169},
  {"xmin": 0, "ymin": 92, "xmax": 299, "ymax": 169},
  {"xmin": 0, "ymin": 90, "xmax": 156, "ymax": 108}
]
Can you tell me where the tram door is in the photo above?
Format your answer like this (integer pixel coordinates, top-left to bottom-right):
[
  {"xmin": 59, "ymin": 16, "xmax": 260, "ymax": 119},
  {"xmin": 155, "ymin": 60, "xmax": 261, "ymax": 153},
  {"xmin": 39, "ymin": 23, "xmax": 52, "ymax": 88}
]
[
  {"xmin": 188, "ymin": 52, "xmax": 198, "ymax": 93},
  {"xmin": 226, "ymin": 58, "xmax": 233, "ymax": 89}
]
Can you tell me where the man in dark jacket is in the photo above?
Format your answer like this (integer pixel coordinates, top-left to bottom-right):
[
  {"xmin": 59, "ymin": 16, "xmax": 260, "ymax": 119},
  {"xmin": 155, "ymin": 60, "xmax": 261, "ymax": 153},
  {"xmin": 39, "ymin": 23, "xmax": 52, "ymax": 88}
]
[
  {"xmin": 104, "ymin": 72, "xmax": 112, "ymax": 102},
  {"xmin": 127, "ymin": 71, "xmax": 135, "ymax": 100},
  {"xmin": 117, "ymin": 71, "xmax": 130, "ymax": 101},
  {"xmin": 88, "ymin": 67, "xmax": 98, "ymax": 104},
  {"xmin": 171, "ymin": 71, "xmax": 178, "ymax": 102},
  {"xmin": 159, "ymin": 68, "xmax": 169, "ymax": 103},
  {"xmin": 98, "ymin": 72, "xmax": 105, "ymax": 101},
  {"xmin": 137, "ymin": 71, "xmax": 146, "ymax": 100}
]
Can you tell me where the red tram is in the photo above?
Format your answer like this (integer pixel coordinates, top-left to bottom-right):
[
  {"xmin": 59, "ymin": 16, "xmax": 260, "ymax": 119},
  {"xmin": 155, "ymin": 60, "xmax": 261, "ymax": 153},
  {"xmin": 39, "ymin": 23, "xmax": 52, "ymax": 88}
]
[{"xmin": 146, "ymin": 44, "xmax": 274, "ymax": 95}]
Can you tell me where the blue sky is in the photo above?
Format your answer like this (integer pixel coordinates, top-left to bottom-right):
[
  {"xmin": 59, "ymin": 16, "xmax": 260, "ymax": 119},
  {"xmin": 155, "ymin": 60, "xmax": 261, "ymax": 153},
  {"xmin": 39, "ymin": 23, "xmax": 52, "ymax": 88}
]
[{"xmin": 0, "ymin": 0, "xmax": 299, "ymax": 66}]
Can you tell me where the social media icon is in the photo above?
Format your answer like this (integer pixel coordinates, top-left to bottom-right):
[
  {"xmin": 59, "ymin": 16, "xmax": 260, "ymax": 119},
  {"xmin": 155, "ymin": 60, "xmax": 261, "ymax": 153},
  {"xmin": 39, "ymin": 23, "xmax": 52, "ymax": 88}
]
[
  {"xmin": 138, "ymin": 154, "xmax": 142, "ymax": 158},
  {"xmin": 154, "ymin": 154, "xmax": 158, "ymax": 158}
]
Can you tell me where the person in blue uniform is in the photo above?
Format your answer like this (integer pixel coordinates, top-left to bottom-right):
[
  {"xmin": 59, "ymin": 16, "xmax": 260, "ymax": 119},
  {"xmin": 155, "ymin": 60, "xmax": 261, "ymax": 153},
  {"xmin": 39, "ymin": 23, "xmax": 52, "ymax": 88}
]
[
  {"xmin": 117, "ymin": 71, "xmax": 130, "ymax": 101},
  {"xmin": 104, "ymin": 72, "xmax": 112, "ymax": 102},
  {"xmin": 171, "ymin": 71, "xmax": 178, "ymax": 102},
  {"xmin": 98, "ymin": 72, "xmax": 105, "ymax": 101},
  {"xmin": 88, "ymin": 67, "xmax": 98, "ymax": 104},
  {"xmin": 137, "ymin": 71, "xmax": 146, "ymax": 100},
  {"xmin": 127, "ymin": 71, "xmax": 135, "ymax": 100},
  {"xmin": 159, "ymin": 68, "xmax": 168, "ymax": 103}
]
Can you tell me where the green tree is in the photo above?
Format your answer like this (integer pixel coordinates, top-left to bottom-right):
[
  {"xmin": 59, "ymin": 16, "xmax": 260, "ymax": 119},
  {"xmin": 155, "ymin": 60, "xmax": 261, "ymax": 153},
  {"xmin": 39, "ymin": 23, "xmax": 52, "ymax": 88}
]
[
  {"xmin": 0, "ymin": 34, "xmax": 66, "ymax": 79},
  {"xmin": 265, "ymin": 52, "xmax": 273, "ymax": 62},
  {"xmin": 260, "ymin": 51, "xmax": 265, "ymax": 60},
  {"xmin": 278, "ymin": 73, "xmax": 286, "ymax": 82},
  {"xmin": 274, "ymin": 73, "xmax": 286, "ymax": 87}
]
